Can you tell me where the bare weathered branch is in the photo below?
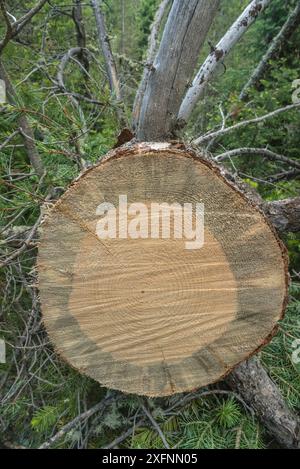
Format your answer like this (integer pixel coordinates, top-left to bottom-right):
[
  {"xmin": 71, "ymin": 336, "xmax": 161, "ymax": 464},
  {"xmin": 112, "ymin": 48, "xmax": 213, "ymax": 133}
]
[
  {"xmin": 0, "ymin": 1, "xmax": 49, "ymax": 177},
  {"xmin": 141, "ymin": 402, "xmax": 170, "ymax": 449},
  {"xmin": 268, "ymin": 168, "xmax": 300, "ymax": 183},
  {"xmin": 0, "ymin": 214, "xmax": 42, "ymax": 268},
  {"xmin": 214, "ymin": 150, "xmax": 300, "ymax": 235},
  {"xmin": 0, "ymin": 129, "xmax": 20, "ymax": 151},
  {"xmin": 0, "ymin": 0, "xmax": 48, "ymax": 54},
  {"xmin": 132, "ymin": 0, "xmax": 171, "ymax": 130},
  {"xmin": 193, "ymin": 102, "xmax": 300, "ymax": 145},
  {"xmin": 240, "ymin": 1, "xmax": 300, "ymax": 100},
  {"xmin": 215, "ymin": 147, "xmax": 300, "ymax": 170},
  {"xmin": 18, "ymin": 120, "xmax": 45, "ymax": 177},
  {"xmin": 178, "ymin": 0, "xmax": 271, "ymax": 126},
  {"xmin": 0, "ymin": 1, "xmax": 14, "ymax": 53},
  {"xmin": 136, "ymin": 0, "xmax": 221, "ymax": 141},
  {"xmin": 91, "ymin": 0, "xmax": 126, "ymax": 126},
  {"xmin": 227, "ymin": 357, "xmax": 300, "ymax": 449},
  {"xmin": 56, "ymin": 47, "xmax": 84, "ymax": 90},
  {"xmin": 13, "ymin": 0, "xmax": 48, "ymax": 32},
  {"xmin": 1, "ymin": 225, "xmax": 39, "ymax": 247},
  {"xmin": 56, "ymin": 47, "xmax": 103, "ymax": 105},
  {"xmin": 90, "ymin": 0, "xmax": 121, "ymax": 102},
  {"xmin": 39, "ymin": 395, "xmax": 115, "ymax": 449},
  {"xmin": 103, "ymin": 421, "xmax": 145, "ymax": 449}
]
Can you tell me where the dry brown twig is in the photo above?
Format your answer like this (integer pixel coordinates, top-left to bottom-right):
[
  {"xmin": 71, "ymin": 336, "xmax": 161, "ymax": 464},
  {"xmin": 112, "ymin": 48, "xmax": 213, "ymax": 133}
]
[{"xmin": 140, "ymin": 402, "xmax": 170, "ymax": 449}]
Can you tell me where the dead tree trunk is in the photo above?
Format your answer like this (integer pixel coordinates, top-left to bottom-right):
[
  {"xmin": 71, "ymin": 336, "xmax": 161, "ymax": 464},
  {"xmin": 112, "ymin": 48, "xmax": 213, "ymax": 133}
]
[
  {"xmin": 132, "ymin": 0, "xmax": 171, "ymax": 130},
  {"xmin": 240, "ymin": 1, "xmax": 300, "ymax": 100},
  {"xmin": 135, "ymin": 0, "xmax": 221, "ymax": 140}
]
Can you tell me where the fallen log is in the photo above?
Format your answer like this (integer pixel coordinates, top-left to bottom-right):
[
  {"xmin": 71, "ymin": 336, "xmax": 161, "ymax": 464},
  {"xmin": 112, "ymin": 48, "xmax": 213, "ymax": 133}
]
[{"xmin": 37, "ymin": 142, "xmax": 288, "ymax": 396}]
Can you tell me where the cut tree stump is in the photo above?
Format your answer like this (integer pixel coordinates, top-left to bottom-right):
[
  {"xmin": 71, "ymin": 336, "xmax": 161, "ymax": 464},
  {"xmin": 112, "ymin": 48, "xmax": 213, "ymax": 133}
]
[{"xmin": 38, "ymin": 142, "xmax": 288, "ymax": 396}]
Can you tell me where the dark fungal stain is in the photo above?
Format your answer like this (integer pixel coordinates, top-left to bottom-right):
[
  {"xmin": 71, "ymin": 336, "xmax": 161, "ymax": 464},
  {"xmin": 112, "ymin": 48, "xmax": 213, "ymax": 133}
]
[
  {"xmin": 214, "ymin": 49, "xmax": 224, "ymax": 61},
  {"xmin": 249, "ymin": 3, "xmax": 262, "ymax": 17}
]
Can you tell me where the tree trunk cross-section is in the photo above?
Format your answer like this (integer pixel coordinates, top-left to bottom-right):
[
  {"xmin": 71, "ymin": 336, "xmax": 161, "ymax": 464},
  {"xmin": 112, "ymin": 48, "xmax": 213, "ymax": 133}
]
[{"xmin": 38, "ymin": 143, "xmax": 288, "ymax": 396}]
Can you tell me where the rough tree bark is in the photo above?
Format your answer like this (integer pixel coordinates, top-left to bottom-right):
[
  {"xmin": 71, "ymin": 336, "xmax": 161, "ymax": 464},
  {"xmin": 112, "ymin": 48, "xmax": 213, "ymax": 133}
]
[
  {"xmin": 227, "ymin": 358, "xmax": 300, "ymax": 449},
  {"xmin": 136, "ymin": 0, "xmax": 221, "ymax": 141},
  {"xmin": 264, "ymin": 197, "xmax": 300, "ymax": 233},
  {"xmin": 177, "ymin": 0, "xmax": 271, "ymax": 127},
  {"xmin": 132, "ymin": 0, "xmax": 171, "ymax": 130},
  {"xmin": 240, "ymin": 1, "xmax": 300, "ymax": 100}
]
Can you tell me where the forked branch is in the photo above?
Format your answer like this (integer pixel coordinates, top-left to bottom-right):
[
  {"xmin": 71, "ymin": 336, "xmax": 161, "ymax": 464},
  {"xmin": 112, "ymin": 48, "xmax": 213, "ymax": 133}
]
[{"xmin": 0, "ymin": 0, "xmax": 48, "ymax": 54}]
